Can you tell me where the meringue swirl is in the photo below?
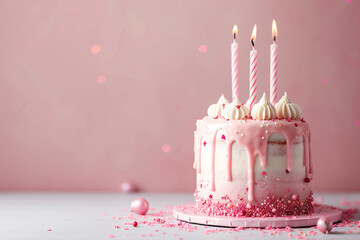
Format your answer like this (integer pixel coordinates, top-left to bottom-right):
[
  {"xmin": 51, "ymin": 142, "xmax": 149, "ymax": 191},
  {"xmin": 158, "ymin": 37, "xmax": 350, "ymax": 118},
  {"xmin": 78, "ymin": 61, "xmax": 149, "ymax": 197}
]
[
  {"xmin": 251, "ymin": 93, "xmax": 276, "ymax": 120},
  {"xmin": 275, "ymin": 92, "xmax": 302, "ymax": 120},
  {"xmin": 223, "ymin": 97, "xmax": 250, "ymax": 120},
  {"xmin": 207, "ymin": 94, "xmax": 229, "ymax": 118}
]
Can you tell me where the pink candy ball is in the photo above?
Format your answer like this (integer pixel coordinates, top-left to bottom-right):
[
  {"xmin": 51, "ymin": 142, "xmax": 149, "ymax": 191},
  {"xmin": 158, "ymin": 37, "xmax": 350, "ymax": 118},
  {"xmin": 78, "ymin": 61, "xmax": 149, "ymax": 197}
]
[
  {"xmin": 131, "ymin": 198, "xmax": 149, "ymax": 215},
  {"xmin": 317, "ymin": 216, "xmax": 333, "ymax": 234},
  {"xmin": 121, "ymin": 181, "xmax": 138, "ymax": 193}
]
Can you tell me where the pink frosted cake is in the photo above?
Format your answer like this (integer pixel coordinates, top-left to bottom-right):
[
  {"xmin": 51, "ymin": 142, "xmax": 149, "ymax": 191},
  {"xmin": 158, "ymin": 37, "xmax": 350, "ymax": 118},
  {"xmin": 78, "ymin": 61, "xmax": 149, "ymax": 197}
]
[{"xmin": 193, "ymin": 93, "xmax": 313, "ymax": 217}]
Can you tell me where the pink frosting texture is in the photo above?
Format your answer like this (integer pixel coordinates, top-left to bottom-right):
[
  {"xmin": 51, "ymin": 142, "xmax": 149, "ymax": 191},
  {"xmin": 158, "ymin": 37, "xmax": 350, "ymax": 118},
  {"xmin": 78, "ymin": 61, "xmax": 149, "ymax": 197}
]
[{"xmin": 193, "ymin": 117, "xmax": 313, "ymax": 217}]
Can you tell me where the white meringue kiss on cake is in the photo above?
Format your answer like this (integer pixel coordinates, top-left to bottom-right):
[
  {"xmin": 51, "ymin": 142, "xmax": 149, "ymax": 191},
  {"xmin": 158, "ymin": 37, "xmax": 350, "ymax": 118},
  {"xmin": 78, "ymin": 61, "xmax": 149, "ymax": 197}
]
[
  {"xmin": 275, "ymin": 92, "xmax": 302, "ymax": 120},
  {"xmin": 207, "ymin": 94, "xmax": 229, "ymax": 118},
  {"xmin": 223, "ymin": 97, "xmax": 250, "ymax": 120},
  {"xmin": 250, "ymin": 93, "xmax": 276, "ymax": 120}
]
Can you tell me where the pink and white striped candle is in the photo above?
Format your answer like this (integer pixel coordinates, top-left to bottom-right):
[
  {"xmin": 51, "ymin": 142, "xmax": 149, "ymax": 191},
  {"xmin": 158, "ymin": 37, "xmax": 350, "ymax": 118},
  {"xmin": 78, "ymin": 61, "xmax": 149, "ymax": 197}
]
[
  {"xmin": 231, "ymin": 25, "xmax": 239, "ymax": 100},
  {"xmin": 249, "ymin": 25, "xmax": 257, "ymax": 109},
  {"xmin": 270, "ymin": 20, "xmax": 278, "ymax": 105}
]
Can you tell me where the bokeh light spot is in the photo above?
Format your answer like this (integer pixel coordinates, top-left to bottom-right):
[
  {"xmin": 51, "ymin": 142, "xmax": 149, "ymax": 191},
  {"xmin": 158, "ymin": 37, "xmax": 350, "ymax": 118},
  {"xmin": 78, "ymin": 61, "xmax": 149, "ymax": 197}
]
[
  {"xmin": 198, "ymin": 45, "xmax": 208, "ymax": 53},
  {"xmin": 321, "ymin": 78, "xmax": 328, "ymax": 84},
  {"xmin": 91, "ymin": 45, "xmax": 101, "ymax": 55},
  {"xmin": 162, "ymin": 144, "xmax": 171, "ymax": 153},
  {"xmin": 27, "ymin": 38, "xmax": 35, "ymax": 47},
  {"xmin": 97, "ymin": 75, "xmax": 106, "ymax": 84},
  {"xmin": 346, "ymin": 0, "xmax": 352, "ymax": 3},
  {"xmin": 69, "ymin": 6, "xmax": 77, "ymax": 12},
  {"xmin": 354, "ymin": 120, "xmax": 359, "ymax": 127}
]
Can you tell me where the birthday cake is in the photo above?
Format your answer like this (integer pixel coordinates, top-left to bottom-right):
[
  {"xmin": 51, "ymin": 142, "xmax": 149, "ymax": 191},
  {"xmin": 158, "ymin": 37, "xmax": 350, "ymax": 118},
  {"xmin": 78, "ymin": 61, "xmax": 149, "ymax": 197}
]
[{"xmin": 193, "ymin": 93, "xmax": 313, "ymax": 217}]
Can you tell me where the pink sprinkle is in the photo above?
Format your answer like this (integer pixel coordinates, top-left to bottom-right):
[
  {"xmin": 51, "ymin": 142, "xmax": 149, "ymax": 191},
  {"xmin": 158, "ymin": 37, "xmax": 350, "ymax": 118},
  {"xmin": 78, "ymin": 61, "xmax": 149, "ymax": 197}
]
[
  {"xmin": 322, "ymin": 77, "xmax": 328, "ymax": 84},
  {"xmin": 141, "ymin": 233, "xmax": 145, "ymax": 237},
  {"xmin": 97, "ymin": 74, "xmax": 106, "ymax": 84},
  {"xmin": 221, "ymin": 134, "xmax": 226, "ymax": 140},
  {"xmin": 162, "ymin": 144, "xmax": 171, "ymax": 153},
  {"xmin": 45, "ymin": 228, "xmax": 52, "ymax": 231},
  {"xmin": 91, "ymin": 44, "xmax": 101, "ymax": 55},
  {"xmin": 354, "ymin": 120, "xmax": 359, "ymax": 127},
  {"xmin": 132, "ymin": 221, "xmax": 138, "ymax": 227},
  {"xmin": 148, "ymin": 234, "xmax": 153, "ymax": 237},
  {"xmin": 198, "ymin": 45, "xmax": 208, "ymax": 53},
  {"xmin": 107, "ymin": 234, "xmax": 115, "ymax": 238},
  {"xmin": 114, "ymin": 225, "xmax": 120, "ymax": 228},
  {"xmin": 262, "ymin": 171, "xmax": 266, "ymax": 176},
  {"xmin": 203, "ymin": 141, "xmax": 207, "ymax": 147}
]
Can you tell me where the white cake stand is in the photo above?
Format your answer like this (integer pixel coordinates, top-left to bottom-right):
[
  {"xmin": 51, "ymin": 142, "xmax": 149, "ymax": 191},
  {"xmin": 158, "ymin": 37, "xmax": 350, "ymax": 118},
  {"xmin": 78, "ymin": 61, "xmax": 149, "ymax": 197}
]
[{"xmin": 173, "ymin": 204, "xmax": 342, "ymax": 228}]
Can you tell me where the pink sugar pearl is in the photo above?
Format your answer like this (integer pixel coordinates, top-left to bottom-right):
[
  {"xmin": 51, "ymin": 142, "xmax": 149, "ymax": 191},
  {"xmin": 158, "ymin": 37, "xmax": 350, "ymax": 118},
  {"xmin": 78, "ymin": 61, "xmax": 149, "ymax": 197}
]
[
  {"xmin": 317, "ymin": 216, "xmax": 333, "ymax": 234},
  {"xmin": 121, "ymin": 181, "xmax": 138, "ymax": 193},
  {"xmin": 131, "ymin": 198, "xmax": 149, "ymax": 215}
]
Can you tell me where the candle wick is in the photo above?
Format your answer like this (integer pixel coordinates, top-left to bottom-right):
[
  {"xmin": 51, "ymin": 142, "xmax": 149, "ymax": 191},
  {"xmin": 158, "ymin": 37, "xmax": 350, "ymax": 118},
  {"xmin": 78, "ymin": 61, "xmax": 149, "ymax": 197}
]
[
  {"xmin": 234, "ymin": 33, "xmax": 236, "ymax": 40},
  {"xmin": 251, "ymin": 39, "xmax": 255, "ymax": 48},
  {"xmin": 273, "ymin": 36, "xmax": 276, "ymax": 42}
]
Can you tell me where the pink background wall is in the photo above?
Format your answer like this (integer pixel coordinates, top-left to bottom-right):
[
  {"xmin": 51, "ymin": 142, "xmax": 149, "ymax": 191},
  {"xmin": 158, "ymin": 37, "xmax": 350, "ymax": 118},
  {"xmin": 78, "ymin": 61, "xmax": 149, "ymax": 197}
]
[{"xmin": 0, "ymin": 0, "xmax": 359, "ymax": 192}]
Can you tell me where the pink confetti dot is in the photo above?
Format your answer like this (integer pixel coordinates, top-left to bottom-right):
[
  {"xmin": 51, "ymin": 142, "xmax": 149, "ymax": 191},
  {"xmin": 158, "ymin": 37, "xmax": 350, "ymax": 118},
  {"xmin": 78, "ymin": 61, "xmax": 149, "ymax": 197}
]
[
  {"xmin": 91, "ymin": 44, "xmax": 101, "ymax": 55},
  {"xmin": 315, "ymin": 196, "xmax": 323, "ymax": 203},
  {"xmin": 97, "ymin": 75, "xmax": 106, "ymax": 84},
  {"xmin": 162, "ymin": 144, "xmax": 171, "ymax": 153},
  {"xmin": 107, "ymin": 234, "xmax": 115, "ymax": 238},
  {"xmin": 45, "ymin": 228, "xmax": 52, "ymax": 231},
  {"xmin": 341, "ymin": 199, "xmax": 351, "ymax": 206},
  {"xmin": 321, "ymin": 78, "xmax": 328, "ymax": 84},
  {"xmin": 354, "ymin": 120, "xmax": 359, "ymax": 127},
  {"xmin": 198, "ymin": 45, "xmax": 208, "ymax": 53}
]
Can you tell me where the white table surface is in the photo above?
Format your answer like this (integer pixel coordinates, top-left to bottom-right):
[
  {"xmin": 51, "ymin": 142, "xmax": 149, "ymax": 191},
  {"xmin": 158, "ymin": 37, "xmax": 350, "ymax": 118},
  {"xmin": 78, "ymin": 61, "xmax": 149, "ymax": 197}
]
[{"xmin": 0, "ymin": 193, "xmax": 359, "ymax": 240}]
